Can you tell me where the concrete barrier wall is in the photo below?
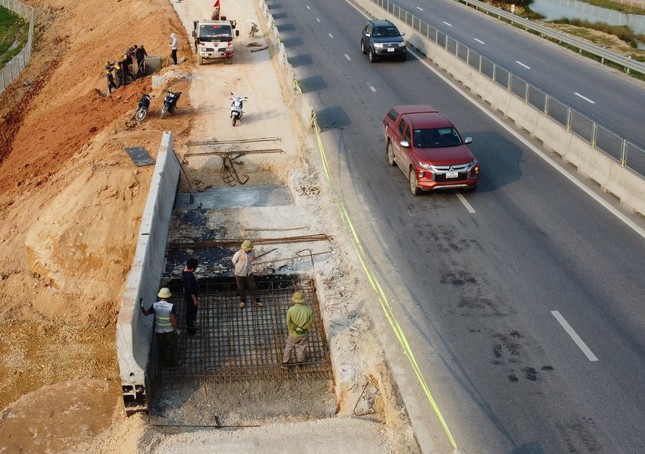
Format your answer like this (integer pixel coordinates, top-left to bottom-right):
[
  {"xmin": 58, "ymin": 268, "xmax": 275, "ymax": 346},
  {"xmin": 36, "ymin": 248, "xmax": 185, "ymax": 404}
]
[
  {"xmin": 116, "ymin": 131, "xmax": 180, "ymax": 412},
  {"xmin": 264, "ymin": 9, "xmax": 314, "ymax": 130},
  {"xmin": 350, "ymin": 0, "xmax": 645, "ymax": 216}
]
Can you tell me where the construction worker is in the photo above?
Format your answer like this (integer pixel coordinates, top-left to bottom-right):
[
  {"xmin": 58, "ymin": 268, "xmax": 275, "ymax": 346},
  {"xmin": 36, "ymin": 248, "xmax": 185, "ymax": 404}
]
[
  {"xmin": 105, "ymin": 61, "xmax": 117, "ymax": 94},
  {"xmin": 169, "ymin": 33, "xmax": 178, "ymax": 65},
  {"xmin": 232, "ymin": 239, "xmax": 263, "ymax": 308},
  {"xmin": 121, "ymin": 53, "xmax": 134, "ymax": 85},
  {"xmin": 135, "ymin": 44, "xmax": 148, "ymax": 78},
  {"xmin": 113, "ymin": 60, "xmax": 123, "ymax": 87},
  {"xmin": 183, "ymin": 257, "xmax": 201, "ymax": 337},
  {"xmin": 282, "ymin": 291, "xmax": 314, "ymax": 367},
  {"xmin": 141, "ymin": 288, "xmax": 179, "ymax": 368}
]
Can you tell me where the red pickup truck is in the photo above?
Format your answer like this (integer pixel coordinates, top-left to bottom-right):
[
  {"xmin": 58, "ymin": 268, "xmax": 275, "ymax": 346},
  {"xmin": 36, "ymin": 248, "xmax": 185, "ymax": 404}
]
[{"xmin": 383, "ymin": 105, "xmax": 480, "ymax": 194}]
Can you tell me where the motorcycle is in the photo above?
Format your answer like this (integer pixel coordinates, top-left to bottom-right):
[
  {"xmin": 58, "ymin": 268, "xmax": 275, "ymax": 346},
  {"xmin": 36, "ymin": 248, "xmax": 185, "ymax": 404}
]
[
  {"xmin": 134, "ymin": 93, "xmax": 151, "ymax": 122},
  {"xmin": 249, "ymin": 21, "xmax": 259, "ymax": 39},
  {"xmin": 229, "ymin": 92, "xmax": 247, "ymax": 126},
  {"xmin": 160, "ymin": 91, "xmax": 181, "ymax": 119}
]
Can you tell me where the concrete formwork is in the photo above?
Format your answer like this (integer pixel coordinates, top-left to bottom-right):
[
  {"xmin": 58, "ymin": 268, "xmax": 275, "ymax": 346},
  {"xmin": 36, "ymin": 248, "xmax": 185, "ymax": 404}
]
[{"xmin": 116, "ymin": 131, "xmax": 180, "ymax": 413}]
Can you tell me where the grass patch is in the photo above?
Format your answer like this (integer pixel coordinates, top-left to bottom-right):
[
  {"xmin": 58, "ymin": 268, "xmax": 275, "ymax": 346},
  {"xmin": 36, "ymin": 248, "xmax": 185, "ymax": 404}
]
[
  {"xmin": 0, "ymin": 6, "xmax": 30, "ymax": 67},
  {"xmin": 551, "ymin": 18, "xmax": 640, "ymax": 47},
  {"xmin": 488, "ymin": 0, "xmax": 645, "ymax": 15},
  {"xmin": 566, "ymin": 0, "xmax": 645, "ymax": 14}
]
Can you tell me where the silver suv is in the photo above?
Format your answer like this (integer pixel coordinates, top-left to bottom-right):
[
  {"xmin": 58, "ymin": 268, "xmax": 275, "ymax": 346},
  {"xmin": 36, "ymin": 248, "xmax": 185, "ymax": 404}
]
[{"xmin": 361, "ymin": 19, "xmax": 406, "ymax": 63}]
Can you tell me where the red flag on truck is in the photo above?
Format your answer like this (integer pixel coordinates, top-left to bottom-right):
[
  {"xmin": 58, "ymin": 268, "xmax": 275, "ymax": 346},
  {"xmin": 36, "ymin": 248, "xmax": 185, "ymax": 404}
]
[{"xmin": 213, "ymin": 0, "xmax": 220, "ymax": 7}]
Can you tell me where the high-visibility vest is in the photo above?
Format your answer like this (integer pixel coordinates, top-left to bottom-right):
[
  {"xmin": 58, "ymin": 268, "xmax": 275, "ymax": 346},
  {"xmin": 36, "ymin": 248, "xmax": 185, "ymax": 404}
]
[{"xmin": 152, "ymin": 300, "xmax": 175, "ymax": 333}]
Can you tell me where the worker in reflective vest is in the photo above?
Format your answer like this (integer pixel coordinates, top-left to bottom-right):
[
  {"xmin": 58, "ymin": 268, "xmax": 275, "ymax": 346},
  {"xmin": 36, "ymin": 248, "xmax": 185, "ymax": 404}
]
[{"xmin": 141, "ymin": 287, "xmax": 179, "ymax": 368}]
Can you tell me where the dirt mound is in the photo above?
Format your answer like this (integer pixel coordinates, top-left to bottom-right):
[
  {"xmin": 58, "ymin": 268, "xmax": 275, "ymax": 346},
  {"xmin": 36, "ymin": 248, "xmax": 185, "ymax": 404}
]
[{"xmin": 0, "ymin": 0, "xmax": 192, "ymax": 449}]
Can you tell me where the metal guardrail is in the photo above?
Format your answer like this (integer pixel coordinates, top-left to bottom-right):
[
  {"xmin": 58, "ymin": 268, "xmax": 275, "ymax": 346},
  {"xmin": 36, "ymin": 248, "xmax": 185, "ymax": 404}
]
[
  {"xmin": 0, "ymin": 0, "xmax": 34, "ymax": 94},
  {"xmin": 462, "ymin": 0, "xmax": 645, "ymax": 76},
  {"xmin": 367, "ymin": 0, "xmax": 645, "ymax": 176}
]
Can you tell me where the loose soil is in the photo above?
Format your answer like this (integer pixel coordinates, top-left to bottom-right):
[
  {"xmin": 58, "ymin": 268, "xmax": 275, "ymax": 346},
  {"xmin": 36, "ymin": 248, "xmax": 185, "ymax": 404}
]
[{"xmin": 0, "ymin": 0, "xmax": 418, "ymax": 452}]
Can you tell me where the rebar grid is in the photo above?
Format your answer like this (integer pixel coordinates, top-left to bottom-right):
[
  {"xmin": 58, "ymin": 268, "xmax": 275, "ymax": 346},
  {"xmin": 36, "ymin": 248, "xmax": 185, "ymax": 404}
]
[{"xmin": 162, "ymin": 277, "xmax": 332, "ymax": 382}]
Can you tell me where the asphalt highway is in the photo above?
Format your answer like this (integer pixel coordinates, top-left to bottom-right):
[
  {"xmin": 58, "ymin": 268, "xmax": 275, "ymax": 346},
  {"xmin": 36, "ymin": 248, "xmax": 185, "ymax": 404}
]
[
  {"xmin": 268, "ymin": 0, "xmax": 645, "ymax": 451},
  {"xmin": 398, "ymin": 0, "xmax": 645, "ymax": 151}
]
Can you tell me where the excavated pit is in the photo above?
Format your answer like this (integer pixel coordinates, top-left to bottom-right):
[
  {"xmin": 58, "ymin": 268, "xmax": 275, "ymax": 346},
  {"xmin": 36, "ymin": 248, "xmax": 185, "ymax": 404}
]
[
  {"xmin": 157, "ymin": 276, "xmax": 331, "ymax": 382},
  {"xmin": 145, "ymin": 187, "xmax": 337, "ymax": 426}
]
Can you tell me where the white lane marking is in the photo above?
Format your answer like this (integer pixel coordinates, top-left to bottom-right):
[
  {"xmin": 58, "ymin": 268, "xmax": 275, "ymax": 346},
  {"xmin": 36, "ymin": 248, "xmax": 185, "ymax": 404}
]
[
  {"xmin": 328, "ymin": 33, "xmax": 334, "ymax": 39},
  {"xmin": 456, "ymin": 193, "xmax": 476, "ymax": 213},
  {"xmin": 316, "ymin": 17, "xmax": 320, "ymax": 23},
  {"xmin": 574, "ymin": 92, "xmax": 595, "ymax": 104},
  {"xmin": 344, "ymin": 53, "xmax": 351, "ymax": 61},
  {"xmin": 516, "ymin": 61, "xmax": 531, "ymax": 70},
  {"xmin": 368, "ymin": 83, "xmax": 376, "ymax": 92},
  {"xmin": 551, "ymin": 311, "xmax": 599, "ymax": 361},
  {"xmin": 417, "ymin": 6, "xmax": 424, "ymax": 11},
  {"xmin": 474, "ymin": 38, "xmax": 485, "ymax": 45},
  {"xmin": 307, "ymin": 5, "xmax": 311, "ymax": 10},
  {"xmin": 408, "ymin": 47, "xmax": 645, "ymax": 239},
  {"xmin": 443, "ymin": 21, "xmax": 452, "ymax": 27}
]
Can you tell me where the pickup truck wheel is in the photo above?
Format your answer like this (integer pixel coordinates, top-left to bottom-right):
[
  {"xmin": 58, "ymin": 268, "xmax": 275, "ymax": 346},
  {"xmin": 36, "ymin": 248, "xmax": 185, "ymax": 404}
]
[
  {"xmin": 409, "ymin": 170, "xmax": 419, "ymax": 195},
  {"xmin": 361, "ymin": 40, "xmax": 366, "ymax": 54},
  {"xmin": 387, "ymin": 142, "xmax": 396, "ymax": 166},
  {"xmin": 368, "ymin": 48, "xmax": 377, "ymax": 63}
]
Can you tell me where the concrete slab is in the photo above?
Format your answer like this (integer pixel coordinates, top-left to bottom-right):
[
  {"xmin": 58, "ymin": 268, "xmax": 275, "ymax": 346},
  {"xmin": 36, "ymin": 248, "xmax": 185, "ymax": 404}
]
[{"xmin": 174, "ymin": 185, "xmax": 293, "ymax": 210}]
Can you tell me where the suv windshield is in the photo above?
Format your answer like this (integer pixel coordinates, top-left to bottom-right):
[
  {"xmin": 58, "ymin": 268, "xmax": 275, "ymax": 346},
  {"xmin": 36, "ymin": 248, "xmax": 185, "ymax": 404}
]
[
  {"xmin": 373, "ymin": 26, "xmax": 400, "ymax": 37},
  {"xmin": 413, "ymin": 127, "xmax": 462, "ymax": 148}
]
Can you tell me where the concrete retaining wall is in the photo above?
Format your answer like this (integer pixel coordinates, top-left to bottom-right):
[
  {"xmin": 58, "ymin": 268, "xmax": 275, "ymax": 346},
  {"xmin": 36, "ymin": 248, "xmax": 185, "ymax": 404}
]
[{"xmin": 116, "ymin": 131, "xmax": 180, "ymax": 412}]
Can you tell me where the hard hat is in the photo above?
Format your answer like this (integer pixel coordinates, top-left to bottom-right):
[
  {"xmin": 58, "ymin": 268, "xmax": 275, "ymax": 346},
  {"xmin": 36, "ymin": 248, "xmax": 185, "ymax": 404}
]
[
  {"xmin": 241, "ymin": 239, "xmax": 253, "ymax": 250},
  {"xmin": 292, "ymin": 292, "xmax": 306, "ymax": 304},
  {"xmin": 158, "ymin": 288, "xmax": 172, "ymax": 298}
]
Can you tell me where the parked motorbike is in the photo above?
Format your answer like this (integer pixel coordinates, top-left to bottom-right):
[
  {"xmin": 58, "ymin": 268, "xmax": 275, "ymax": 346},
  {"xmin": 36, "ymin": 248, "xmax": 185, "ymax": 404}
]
[
  {"xmin": 160, "ymin": 91, "xmax": 181, "ymax": 119},
  {"xmin": 229, "ymin": 92, "xmax": 248, "ymax": 126},
  {"xmin": 249, "ymin": 21, "xmax": 259, "ymax": 39},
  {"xmin": 134, "ymin": 93, "xmax": 151, "ymax": 122}
]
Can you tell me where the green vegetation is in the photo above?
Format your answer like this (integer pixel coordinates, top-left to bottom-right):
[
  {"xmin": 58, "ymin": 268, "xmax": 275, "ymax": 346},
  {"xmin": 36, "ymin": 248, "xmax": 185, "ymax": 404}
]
[
  {"xmin": 565, "ymin": 0, "xmax": 644, "ymax": 14},
  {"xmin": 551, "ymin": 18, "xmax": 645, "ymax": 48},
  {"xmin": 0, "ymin": 6, "xmax": 29, "ymax": 67},
  {"xmin": 494, "ymin": 0, "xmax": 645, "ymax": 14}
]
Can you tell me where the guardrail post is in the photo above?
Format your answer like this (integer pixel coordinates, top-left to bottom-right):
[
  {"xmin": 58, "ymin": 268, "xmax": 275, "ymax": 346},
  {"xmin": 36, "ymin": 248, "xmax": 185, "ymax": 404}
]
[
  {"xmin": 567, "ymin": 107, "xmax": 572, "ymax": 131},
  {"xmin": 620, "ymin": 140, "xmax": 627, "ymax": 167},
  {"xmin": 591, "ymin": 122, "xmax": 597, "ymax": 147},
  {"xmin": 544, "ymin": 95, "xmax": 549, "ymax": 116}
]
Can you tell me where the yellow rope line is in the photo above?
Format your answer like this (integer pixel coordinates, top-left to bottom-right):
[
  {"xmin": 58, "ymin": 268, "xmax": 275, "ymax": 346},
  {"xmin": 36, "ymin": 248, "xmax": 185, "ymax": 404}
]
[{"xmin": 310, "ymin": 111, "xmax": 458, "ymax": 450}]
